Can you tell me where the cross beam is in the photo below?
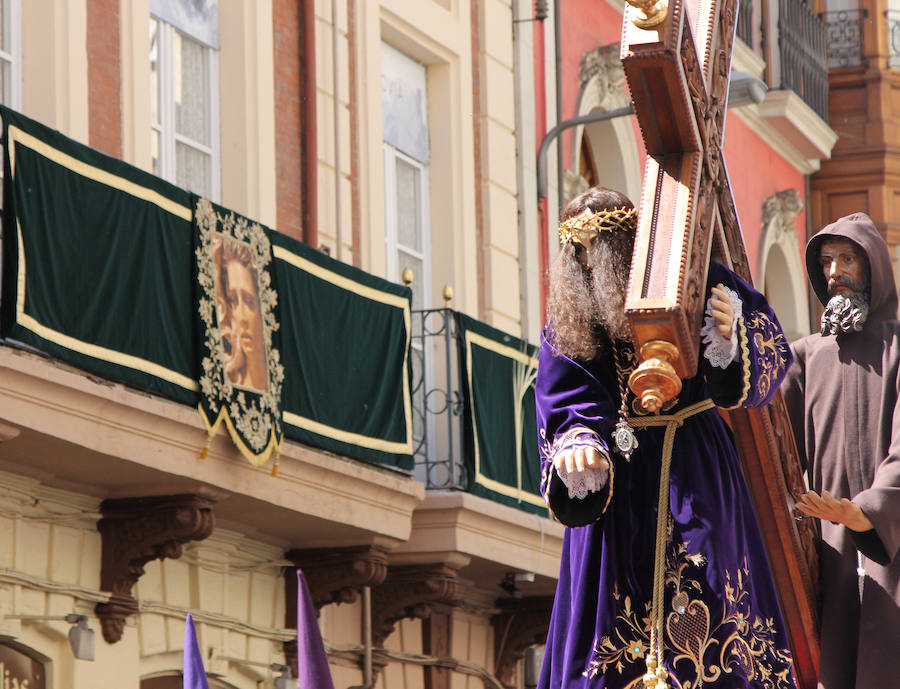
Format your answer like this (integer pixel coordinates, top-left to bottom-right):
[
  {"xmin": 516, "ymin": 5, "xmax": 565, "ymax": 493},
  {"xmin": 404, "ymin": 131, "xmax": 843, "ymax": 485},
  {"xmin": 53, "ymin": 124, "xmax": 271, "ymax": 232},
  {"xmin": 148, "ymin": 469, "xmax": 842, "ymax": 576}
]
[{"xmin": 620, "ymin": 0, "xmax": 820, "ymax": 686}]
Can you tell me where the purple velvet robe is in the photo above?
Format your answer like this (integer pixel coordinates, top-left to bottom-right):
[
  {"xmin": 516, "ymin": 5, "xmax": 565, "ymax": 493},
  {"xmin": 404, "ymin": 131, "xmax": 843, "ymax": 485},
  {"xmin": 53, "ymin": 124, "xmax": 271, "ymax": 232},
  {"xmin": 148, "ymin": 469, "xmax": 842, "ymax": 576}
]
[{"xmin": 536, "ymin": 263, "xmax": 798, "ymax": 689}]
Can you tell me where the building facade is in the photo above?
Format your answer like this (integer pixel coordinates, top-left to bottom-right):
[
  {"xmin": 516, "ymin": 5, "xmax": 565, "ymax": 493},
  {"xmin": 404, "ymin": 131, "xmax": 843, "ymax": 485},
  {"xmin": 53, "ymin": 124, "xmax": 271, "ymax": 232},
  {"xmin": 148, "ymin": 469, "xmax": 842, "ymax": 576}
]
[{"xmin": 0, "ymin": 2, "xmax": 839, "ymax": 689}]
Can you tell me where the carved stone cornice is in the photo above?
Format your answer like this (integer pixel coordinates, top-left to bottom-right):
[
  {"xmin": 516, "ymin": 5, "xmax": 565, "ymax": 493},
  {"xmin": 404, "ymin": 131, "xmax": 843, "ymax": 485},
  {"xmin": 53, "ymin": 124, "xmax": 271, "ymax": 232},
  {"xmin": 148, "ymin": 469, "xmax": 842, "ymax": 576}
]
[
  {"xmin": 283, "ymin": 545, "xmax": 390, "ymax": 678},
  {"xmin": 372, "ymin": 564, "xmax": 459, "ymax": 647},
  {"xmin": 492, "ymin": 596, "xmax": 554, "ymax": 689},
  {"xmin": 285, "ymin": 545, "xmax": 390, "ymax": 610},
  {"xmin": 761, "ymin": 189, "xmax": 803, "ymax": 244},
  {"xmin": 578, "ymin": 42, "xmax": 627, "ymax": 108},
  {"xmin": 95, "ymin": 494, "xmax": 215, "ymax": 643}
]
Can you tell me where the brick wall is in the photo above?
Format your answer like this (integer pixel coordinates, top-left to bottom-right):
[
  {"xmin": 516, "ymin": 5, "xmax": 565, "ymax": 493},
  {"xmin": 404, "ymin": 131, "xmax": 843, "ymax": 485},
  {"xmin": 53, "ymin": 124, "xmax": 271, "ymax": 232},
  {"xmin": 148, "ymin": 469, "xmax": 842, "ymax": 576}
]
[
  {"xmin": 86, "ymin": 0, "xmax": 122, "ymax": 158},
  {"xmin": 273, "ymin": 0, "xmax": 303, "ymax": 239}
]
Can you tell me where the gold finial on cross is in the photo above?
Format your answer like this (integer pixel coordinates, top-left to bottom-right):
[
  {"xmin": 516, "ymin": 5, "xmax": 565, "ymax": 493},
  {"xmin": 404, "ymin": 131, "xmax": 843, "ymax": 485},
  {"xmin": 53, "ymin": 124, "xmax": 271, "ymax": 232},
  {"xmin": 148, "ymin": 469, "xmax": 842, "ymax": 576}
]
[{"xmin": 624, "ymin": 0, "xmax": 668, "ymax": 28}]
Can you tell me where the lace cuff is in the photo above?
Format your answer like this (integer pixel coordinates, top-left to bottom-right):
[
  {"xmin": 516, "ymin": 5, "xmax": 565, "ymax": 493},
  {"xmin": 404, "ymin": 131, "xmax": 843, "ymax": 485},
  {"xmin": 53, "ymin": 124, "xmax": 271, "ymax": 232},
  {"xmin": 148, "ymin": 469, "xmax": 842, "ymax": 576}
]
[
  {"xmin": 545, "ymin": 426, "xmax": 610, "ymax": 500},
  {"xmin": 556, "ymin": 464, "xmax": 610, "ymax": 500},
  {"xmin": 701, "ymin": 285, "xmax": 742, "ymax": 369}
]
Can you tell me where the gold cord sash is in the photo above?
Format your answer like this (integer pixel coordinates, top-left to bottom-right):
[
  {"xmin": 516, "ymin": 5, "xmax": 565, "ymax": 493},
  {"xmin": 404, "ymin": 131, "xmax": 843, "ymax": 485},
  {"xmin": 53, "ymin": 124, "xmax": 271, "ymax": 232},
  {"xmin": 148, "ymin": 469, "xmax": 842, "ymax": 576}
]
[{"xmin": 626, "ymin": 398, "xmax": 715, "ymax": 689}]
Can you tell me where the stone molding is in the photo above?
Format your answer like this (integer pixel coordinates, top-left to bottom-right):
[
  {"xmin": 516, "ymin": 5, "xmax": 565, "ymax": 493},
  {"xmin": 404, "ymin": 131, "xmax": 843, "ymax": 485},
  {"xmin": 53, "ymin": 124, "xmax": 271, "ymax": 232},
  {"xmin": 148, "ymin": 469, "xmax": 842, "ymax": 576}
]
[
  {"xmin": 578, "ymin": 42, "xmax": 627, "ymax": 109},
  {"xmin": 492, "ymin": 595, "xmax": 554, "ymax": 688},
  {"xmin": 95, "ymin": 494, "xmax": 215, "ymax": 643},
  {"xmin": 761, "ymin": 188, "xmax": 803, "ymax": 245},
  {"xmin": 0, "ymin": 347, "xmax": 423, "ymax": 548}
]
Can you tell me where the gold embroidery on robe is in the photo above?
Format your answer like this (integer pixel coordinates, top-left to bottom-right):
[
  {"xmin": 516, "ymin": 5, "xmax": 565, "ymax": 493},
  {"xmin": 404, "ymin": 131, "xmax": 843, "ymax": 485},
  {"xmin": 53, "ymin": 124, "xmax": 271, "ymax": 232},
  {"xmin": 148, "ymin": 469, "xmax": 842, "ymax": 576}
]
[
  {"xmin": 745, "ymin": 312, "xmax": 790, "ymax": 400},
  {"xmin": 583, "ymin": 538, "xmax": 795, "ymax": 688}
]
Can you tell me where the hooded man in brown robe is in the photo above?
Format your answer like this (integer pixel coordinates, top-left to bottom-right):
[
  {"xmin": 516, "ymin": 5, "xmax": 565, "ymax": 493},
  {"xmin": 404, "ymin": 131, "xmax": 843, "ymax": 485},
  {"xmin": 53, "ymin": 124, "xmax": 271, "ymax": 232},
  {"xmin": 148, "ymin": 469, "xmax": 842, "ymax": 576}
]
[{"xmin": 783, "ymin": 212, "xmax": 900, "ymax": 689}]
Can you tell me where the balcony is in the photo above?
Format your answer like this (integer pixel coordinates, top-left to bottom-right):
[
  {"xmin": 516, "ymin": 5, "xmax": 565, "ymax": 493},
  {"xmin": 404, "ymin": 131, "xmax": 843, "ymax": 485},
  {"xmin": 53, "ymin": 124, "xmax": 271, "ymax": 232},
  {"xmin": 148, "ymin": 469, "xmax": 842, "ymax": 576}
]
[
  {"xmin": 887, "ymin": 10, "xmax": 900, "ymax": 68},
  {"xmin": 411, "ymin": 308, "xmax": 547, "ymax": 515},
  {"xmin": 778, "ymin": 0, "xmax": 829, "ymax": 120}
]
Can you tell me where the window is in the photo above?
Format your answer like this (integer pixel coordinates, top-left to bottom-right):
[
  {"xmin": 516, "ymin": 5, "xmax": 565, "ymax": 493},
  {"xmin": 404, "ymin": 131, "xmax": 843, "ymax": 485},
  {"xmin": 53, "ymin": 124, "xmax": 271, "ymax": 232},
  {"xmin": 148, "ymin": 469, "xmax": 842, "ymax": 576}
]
[
  {"xmin": 383, "ymin": 146, "xmax": 429, "ymax": 310},
  {"xmin": 381, "ymin": 42, "xmax": 430, "ymax": 310},
  {"xmin": 0, "ymin": 0, "xmax": 20, "ymax": 108},
  {"xmin": 150, "ymin": 0, "xmax": 219, "ymax": 199}
]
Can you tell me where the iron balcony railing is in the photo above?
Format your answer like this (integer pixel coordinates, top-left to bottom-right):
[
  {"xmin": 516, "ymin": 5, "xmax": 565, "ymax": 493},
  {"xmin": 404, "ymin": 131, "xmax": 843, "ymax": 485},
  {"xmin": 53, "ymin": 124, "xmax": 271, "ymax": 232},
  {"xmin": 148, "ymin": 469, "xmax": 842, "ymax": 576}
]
[
  {"xmin": 820, "ymin": 9, "xmax": 867, "ymax": 69},
  {"xmin": 737, "ymin": 0, "xmax": 754, "ymax": 48},
  {"xmin": 887, "ymin": 10, "xmax": 900, "ymax": 67},
  {"xmin": 779, "ymin": 0, "xmax": 829, "ymax": 120},
  {"xmin": 410, "ymin": 308, "xmax": 467, "ymax": 490}
]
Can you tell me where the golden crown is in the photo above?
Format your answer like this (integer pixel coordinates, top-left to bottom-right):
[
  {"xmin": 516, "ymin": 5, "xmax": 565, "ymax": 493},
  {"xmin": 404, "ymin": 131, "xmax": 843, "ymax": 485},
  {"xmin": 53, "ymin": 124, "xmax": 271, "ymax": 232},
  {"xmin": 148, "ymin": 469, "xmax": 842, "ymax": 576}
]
[{"xmin": 558, "ymin": 206, "xmax": 637, "ymax": 245}]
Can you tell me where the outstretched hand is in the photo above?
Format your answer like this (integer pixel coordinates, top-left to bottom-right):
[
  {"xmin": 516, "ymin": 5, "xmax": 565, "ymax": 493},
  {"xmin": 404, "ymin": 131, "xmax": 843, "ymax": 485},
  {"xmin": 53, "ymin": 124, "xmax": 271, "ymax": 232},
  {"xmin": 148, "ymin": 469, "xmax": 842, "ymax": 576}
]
[
  {"xmin": 553, "ymin": 446, "xmax": 610, "ymax": 475},
  {"xmin": 795, "ymin": 490, "xmax": 874, "ymax": 532},
  {"xmin": 708, "ymin": 283, "xmax": 734, "ymax": 340}
]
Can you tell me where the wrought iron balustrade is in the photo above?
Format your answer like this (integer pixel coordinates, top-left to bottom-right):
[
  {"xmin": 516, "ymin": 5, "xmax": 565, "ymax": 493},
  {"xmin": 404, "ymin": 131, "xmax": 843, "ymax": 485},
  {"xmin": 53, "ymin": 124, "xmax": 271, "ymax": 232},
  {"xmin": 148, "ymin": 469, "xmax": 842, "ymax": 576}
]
[
  {"xmin": 410, "ymin": 308, "xmax": 466, "ymax": 490},
  {"xmin": 737, "ymin": 0, "xmax": 754, "ymax": 48},
  {"xmin": 820, "ymin": 9, "xmax": 867, "ymax": 68},
  {"xmin": 887, "ymin": 10, "xmax": 900, "ymax": 67},
  {"xmin": 779, "ymin": 0, "xmax": 829, "ymax": 120}
]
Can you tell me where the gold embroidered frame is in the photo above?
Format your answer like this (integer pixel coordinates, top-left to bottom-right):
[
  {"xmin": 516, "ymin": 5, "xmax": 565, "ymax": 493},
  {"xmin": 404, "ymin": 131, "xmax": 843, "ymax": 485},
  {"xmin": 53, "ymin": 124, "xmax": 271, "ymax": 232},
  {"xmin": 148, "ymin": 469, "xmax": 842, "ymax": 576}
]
[{"xmin": 195, "ymin": 197, "xmax": 285, "ymax": 465}]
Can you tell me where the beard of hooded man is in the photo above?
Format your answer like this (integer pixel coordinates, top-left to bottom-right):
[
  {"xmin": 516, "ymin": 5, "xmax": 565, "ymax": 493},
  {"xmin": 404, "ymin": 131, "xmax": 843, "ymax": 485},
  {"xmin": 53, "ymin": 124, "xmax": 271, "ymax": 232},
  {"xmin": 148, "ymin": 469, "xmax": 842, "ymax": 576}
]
[
  {"xmin": 819, "ymin": 238, "xmax": 871, "ymax": 336},
  {"xmin": 546, "ymin": 187, "xmax": 636, "ymax": 361}
]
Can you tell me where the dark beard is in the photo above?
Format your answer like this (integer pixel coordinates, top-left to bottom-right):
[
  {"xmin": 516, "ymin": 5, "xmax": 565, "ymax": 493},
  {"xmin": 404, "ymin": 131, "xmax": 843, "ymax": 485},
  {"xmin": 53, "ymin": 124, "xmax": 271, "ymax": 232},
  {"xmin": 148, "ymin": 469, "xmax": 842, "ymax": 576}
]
[{"xmin": 821, "ymin": 291, "xmax": 869, "ymax": 335}]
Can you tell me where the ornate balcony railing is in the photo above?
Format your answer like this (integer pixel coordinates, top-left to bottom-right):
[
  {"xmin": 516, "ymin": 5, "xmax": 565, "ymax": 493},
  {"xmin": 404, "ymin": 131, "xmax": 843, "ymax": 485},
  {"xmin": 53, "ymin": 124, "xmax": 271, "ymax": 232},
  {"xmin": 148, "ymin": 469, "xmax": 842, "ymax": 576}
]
[
  {"xmin": 820, "ymin": 9, "xmax": 867, "ymax": 68},
  {"xmin": 410, "ymin": 308, "xmax": 466, "ymax": 490},
  {"xmin": 887, "ymin": 10, "xmax": 900, "ymax": 67},
  {"xmin": 409, "ymin": 308, "xmax": 546, "ymax": 516},
  {"xmin": 779, "ymin": 0, "xmax": 829, "ymax": 120},
  {"xmin": 737, "ymin": 0, "xmax": 754, "ymax": 48}
]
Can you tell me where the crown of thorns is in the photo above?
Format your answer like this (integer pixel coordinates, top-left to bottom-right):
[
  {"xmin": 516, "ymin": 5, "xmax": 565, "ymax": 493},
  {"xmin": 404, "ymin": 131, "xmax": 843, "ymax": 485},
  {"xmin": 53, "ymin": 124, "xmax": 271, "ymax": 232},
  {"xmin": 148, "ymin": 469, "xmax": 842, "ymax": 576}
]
[{"xmin": 558, "ymin": 206, "xmax": 637, "ymax": 245}]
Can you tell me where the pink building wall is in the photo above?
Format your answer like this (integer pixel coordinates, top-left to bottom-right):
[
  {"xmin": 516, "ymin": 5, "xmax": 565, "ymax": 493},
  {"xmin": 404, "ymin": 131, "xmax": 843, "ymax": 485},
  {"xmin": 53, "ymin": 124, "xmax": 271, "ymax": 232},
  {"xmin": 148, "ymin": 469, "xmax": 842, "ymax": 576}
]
[{"xmin": 554, "ymin": 4, "xmax": 808, "ymax": 285}]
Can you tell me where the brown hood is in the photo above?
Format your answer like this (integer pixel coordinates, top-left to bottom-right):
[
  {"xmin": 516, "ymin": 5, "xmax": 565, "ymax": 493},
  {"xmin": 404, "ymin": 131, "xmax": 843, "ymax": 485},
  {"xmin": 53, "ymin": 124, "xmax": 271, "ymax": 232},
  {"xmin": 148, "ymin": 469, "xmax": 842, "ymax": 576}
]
[{"xmin": 805, "ymin": 212, "xmax": 898, "ymax": 326}]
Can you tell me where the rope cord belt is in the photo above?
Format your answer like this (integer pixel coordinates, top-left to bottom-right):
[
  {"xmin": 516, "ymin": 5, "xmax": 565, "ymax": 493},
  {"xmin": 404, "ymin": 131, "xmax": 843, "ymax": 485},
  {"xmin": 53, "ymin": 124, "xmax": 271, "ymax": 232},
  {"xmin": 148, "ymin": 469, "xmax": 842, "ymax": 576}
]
[{"xmin": 626, "ymin": 398, "xmax": 716, "ymax": 689}]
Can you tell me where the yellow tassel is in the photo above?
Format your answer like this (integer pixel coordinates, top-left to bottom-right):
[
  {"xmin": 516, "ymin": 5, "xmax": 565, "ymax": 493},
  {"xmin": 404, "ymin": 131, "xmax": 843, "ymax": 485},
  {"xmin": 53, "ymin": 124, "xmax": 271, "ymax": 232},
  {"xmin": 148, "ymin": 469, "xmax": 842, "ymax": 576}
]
[
  {"xmin": 270, "ymin": 448, "xmax": 280, "ymax": 477},
  {"xmin": 199, "ymin": 435, "xmax": 212, "ymax": 459}
]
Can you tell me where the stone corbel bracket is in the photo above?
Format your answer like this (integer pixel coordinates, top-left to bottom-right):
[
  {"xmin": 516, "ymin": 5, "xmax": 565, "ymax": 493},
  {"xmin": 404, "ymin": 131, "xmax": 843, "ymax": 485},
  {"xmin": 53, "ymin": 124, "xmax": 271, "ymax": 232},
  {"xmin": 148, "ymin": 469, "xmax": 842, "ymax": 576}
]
[
  {"xmin": 283, "ymin": 545, "xmax": 391, "ymax": 676},
  {"xmin": 285, "ymin": 545, "xmax": 390, "ymax": 610},
  {"xmin": 492, "ymin": 595, "xmax": 554, "ymax": 688},
  {"xmin": 371, "ymin": 564, "xmax": 459, "ymax": 647},
  {"xmin": 95, "ymin": 494, "xmax": 215, "ymax": 643}
]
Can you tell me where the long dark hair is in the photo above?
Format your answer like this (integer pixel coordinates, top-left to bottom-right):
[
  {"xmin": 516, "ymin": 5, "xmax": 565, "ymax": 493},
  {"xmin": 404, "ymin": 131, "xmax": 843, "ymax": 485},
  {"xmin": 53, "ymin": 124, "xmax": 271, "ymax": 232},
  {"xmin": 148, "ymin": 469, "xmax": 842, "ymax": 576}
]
[{"xmin": 546, "ymin": 187, "xmax": 635, "ymax": 360}]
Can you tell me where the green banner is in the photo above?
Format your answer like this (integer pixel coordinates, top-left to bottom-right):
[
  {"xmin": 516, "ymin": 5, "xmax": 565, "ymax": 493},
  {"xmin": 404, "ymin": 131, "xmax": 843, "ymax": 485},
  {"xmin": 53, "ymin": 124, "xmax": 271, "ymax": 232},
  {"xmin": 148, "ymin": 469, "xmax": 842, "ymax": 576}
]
[
  {"xmin": 272, "ymin": 232, "xmax": 413, "ymax": 470},
  {"xmin": 0, "ymin": 107, "xmax": 413, "ymax": 471},
  {"xmin": 456, "ymin": 314, "xmax": 546, "ymax": 515},
  {"xmin": 0, "ymin": 105, "xmax": 198, "ymax": 404}
]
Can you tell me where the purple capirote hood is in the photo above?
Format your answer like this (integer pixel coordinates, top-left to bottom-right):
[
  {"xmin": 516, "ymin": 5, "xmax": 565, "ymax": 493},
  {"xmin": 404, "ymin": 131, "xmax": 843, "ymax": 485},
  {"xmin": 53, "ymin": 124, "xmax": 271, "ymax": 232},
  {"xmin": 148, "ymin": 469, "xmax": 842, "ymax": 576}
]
[{"xmin": 805, "ymin": 212, "xmax": 899, "ymax": 325}]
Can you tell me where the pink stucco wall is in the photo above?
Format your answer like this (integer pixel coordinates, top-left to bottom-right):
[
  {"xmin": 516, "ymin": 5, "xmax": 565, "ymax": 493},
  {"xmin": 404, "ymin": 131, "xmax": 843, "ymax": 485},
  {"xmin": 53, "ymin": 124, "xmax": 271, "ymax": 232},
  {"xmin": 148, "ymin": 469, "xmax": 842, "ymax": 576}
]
[
  {"xmin": 723, "ymin": 113, "xmax": 808, "ymax": 280},
  {"xmin": 557, "ymin": 6, "xmax": 807, "ymax": 281}
]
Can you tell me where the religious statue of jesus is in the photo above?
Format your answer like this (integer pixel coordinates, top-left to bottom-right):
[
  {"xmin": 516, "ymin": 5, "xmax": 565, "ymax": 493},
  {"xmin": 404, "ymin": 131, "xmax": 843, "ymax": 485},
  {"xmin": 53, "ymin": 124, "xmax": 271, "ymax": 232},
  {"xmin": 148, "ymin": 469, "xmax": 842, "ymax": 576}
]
[{"xmin": 535, "ymin": 186, "xmax": 799, "ymax": 689}]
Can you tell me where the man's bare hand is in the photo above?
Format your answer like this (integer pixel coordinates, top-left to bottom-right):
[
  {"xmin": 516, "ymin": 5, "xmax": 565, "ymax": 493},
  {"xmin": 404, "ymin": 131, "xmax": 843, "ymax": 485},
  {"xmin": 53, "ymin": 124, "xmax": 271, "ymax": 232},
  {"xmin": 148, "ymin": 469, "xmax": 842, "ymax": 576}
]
[
  {"xmin": 708, "ymin": 284, "xmax": 734, "ymax": 340},
  {"xmin": 553, "ymin": 447, "xmax": 610, "ymax": 475},
  {"xmin": 795, "ymin": 490, "xmax": 874, "ymax": 532}
]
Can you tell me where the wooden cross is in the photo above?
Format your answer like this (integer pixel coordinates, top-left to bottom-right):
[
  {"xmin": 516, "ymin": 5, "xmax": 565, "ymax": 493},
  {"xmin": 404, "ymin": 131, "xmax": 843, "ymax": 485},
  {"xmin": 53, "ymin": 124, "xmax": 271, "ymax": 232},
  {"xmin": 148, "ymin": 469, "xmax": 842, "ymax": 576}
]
[{"xmin": 620, "ymin": 0, "xmax": 820, "ymax": 686}]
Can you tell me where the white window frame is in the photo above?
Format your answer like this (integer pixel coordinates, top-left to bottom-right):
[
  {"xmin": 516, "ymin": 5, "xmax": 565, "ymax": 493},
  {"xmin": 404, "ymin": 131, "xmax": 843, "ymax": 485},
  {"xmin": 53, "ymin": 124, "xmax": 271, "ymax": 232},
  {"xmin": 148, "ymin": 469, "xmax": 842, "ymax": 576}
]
[
  {"xmin": 0, "ymin": 0, "xmax": 21, "ymax": 109},
  {"xmin": 383, "ymin": 143, "xmax": 431, "ymax": 310},
  {"xmin": 151, "ymin": 15, "xmax": 220, "ymax": 201}
]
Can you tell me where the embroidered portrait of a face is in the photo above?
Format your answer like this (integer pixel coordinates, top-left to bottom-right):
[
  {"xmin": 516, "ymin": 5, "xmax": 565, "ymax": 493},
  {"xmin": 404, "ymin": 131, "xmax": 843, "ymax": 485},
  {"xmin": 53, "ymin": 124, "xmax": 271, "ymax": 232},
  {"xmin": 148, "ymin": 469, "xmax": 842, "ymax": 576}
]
[{"xmin": 213, "ymin": 235, "xmax": 269, "ymax": 392}]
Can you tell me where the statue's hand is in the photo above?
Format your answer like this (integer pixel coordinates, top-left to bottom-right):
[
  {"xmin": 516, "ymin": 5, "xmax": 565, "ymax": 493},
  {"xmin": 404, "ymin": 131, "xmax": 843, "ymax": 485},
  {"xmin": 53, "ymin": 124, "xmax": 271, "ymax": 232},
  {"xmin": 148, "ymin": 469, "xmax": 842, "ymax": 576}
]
[
  {"xmin": 553, "ymin": 446, "xmax": 610, "ymax": 475},
  {"xmin": 708, "ymin": 283, "xmax": 734, "ymax": 340},
  {"xmin": 795, "ymin": 490, "xmax": 874, "ymax": 532},
  {"xmin": 553, "ymin": 446, "xmax": 610, "ymax": 492}
]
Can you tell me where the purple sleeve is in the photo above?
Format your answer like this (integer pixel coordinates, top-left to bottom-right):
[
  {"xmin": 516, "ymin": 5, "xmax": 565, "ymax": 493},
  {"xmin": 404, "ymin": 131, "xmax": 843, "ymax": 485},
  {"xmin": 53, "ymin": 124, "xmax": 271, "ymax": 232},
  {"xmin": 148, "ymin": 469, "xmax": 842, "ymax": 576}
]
[
  {"xmin": 702, "ymin": 262, "xmax": 794, "ymax": 409},
  {"xmin": 535, "ymin": 333, "xmax": 616, "ymax": 526}
]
